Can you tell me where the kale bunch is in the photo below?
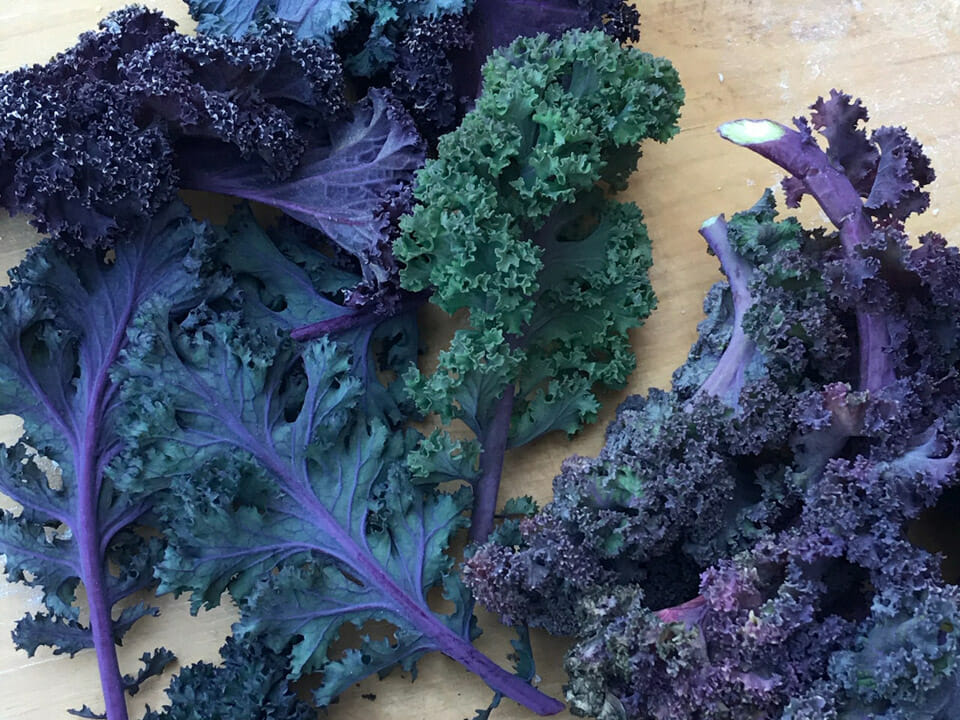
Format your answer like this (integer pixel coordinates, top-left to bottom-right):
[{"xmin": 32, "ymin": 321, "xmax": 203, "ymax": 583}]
[{"xmin": 466, "ymin": 91, "xmax": 960, "ymax": 719}]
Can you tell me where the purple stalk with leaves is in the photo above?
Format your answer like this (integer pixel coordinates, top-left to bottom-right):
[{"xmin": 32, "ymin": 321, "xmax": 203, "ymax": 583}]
[
  {"xmin": 0, "ymin": 205, "xmax": 214, "ymax": 720},
  {"xmin": 716, "ymin": 111, "xmax": 904, "ymax": 392}
]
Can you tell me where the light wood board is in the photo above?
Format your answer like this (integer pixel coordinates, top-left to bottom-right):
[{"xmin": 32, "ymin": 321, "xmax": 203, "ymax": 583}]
[{"xmin": 1, "ymin": 1, "xmax": 959, "ymax": 717}]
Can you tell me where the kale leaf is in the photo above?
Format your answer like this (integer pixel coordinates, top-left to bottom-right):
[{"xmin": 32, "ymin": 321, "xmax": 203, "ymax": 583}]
[
  {"xmin": 0, "ymin": 7, "xmax": 345, "ymax": 251},
  {"xmin": 395, "ymin": 29, "xmax": 683, "ymax": 541},
  {"xmin": 0, "ymin": 203, "xmax": 216, "ymax": 720},
  {"xmin": 179, "ymin": 88, "xmax": 424, "ymax": 305},
  {"xmin": 114, "ymin": 210, "xmax": 563, "ymax": 714}
]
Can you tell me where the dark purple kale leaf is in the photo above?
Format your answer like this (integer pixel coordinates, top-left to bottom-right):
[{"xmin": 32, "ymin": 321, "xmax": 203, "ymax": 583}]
[
  {"xmin": 178, "ymin": 88, "xmax": 424, "ymax": 304},
  {"xmin": 773, "ymin": 90, "xmax": 935, "ymax": 228},
  {"xmin": 187, "ymin": 0, "xmax": 475, "ymax": 141},
  {"xmin": 0, "ymin": 6, "xmax": 344, "ymax": 248}
]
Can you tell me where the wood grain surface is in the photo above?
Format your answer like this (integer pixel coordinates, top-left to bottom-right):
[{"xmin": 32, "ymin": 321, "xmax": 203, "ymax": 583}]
[{"xmin": 2, "ymin": 1, "xmax": 959, "ymax": 717}]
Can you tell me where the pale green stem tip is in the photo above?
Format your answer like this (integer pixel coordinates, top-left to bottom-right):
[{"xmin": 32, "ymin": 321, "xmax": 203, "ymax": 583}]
[
  {"xmin": 718, "ymin": 119, "xmax": 785, "ymax": 146},
  {"xmin": 700, "ymin": 214, "xmax": 722, "ymax": 230}
]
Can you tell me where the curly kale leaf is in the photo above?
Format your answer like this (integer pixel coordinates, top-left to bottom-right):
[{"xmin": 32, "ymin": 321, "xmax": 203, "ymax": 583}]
[
  {"xmin": 143, "ymin": 638, "xmax": 313, "ymax": 720},
  {"xmin": 115, "ymin": 253, "xmax": 562, "ymax": 713},
  {"xmin": 0, "ymin": 204, "xmax": 216, "ymax": 720},
  {"xmin": 0, "ymin": 6, "xmax": 345, "ymax": 248},
  {"xmin": 795, "ymin": 90, "xmax": 936, "ymax": 224},
  {"xmin": 395, "ymin": 29, "xmax": 682, "ymax": 540},
  {"xmin": 565, "ymin": 429, "xmax": 960, "ymax": 720}
]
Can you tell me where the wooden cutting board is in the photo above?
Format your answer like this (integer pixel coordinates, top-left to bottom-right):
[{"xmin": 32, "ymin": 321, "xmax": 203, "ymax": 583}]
[{"xmin": 1, "ymin": 1, "xmax": 959, "ymax": 717}]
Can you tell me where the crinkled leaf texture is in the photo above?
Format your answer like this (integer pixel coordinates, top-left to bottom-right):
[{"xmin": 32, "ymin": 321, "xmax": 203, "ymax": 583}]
[
  {"xmin": 398, "ymin": 30, "xmax": 681, "ymax": 444},
  {"xmin": 396, "ymin": 30, "xmax": 682, "ymax": 540},
  {"xmin": 213, "ymin": 207, "xmax": 420, "ymax": 423},
  {"xmin": 115, "ymin": 233, "xmax": 561, "ymax": 711},
  {"xmin": 457, "ymin": 0, "xmax": 640, "ymax": 98},
  {"xmin": 179, "ymin": 88, "xmax": 425, "ymax": 293},
  {"xmin": 0, "ymin": 203, "xmax": 213, "ymax": 718},
  {"xmin": 143, "ymin": 638, "xmax": 313, "ymax": 720},
  {"xmin": 188, "ymin": 0, "xmax": 465, "ymax": 71},
  {"xmin": 0, "ymin": 6, "xmax": 344, "ymax": 251}
]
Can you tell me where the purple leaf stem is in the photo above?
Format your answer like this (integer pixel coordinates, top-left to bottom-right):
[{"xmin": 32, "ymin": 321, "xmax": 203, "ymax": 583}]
[
  {"xmin": 345, "ymin": 531, "xmax": 562, "ymax": 714},
  {"xmin": 717, "ymin": 119, "xmax": 895, "ymax": 392},
  {"xmin": 76, "ymin": 287, "xmax": 139, "ymax": 720},
  {"xmin": 290, "ymin": 290, "xmax": 430, "ymax": 342},
  {"xmin": 468, "ymin": 388, "xmax": 517, "ymax": 544},
  {"xmin": 693, "ymin": 215, "xmax": 756, "ymax": 406},
  {"xmin": 228, "ymin": 399, "xmax": 560, "ymax": 714}
]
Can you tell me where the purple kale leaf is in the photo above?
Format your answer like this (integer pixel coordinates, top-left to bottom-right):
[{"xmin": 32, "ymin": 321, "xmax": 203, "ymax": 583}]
[
  {"xmin": 0, "ymin": 7, "xmax": 345, "ymax": 250},
  {"xmin": 187, "ymin": 0, "xmax": 474, "ymax": 140},
  {"xmin": 179, "ymin": 88, "xmax": 424, "ymax": 302},
  {"xmin": 564, "ymin": 424, "xmax": 960, "ymax": 720},
  {"xmin": 808, "ymin": 89, "xmax": 878, "ymax": 195},
  {"xmin": 802, "ymin": 90, "xmax": 936, "ymax": 224},
  {"xmin": 187, "ymin": 0, "xmax": 467, "ymax": 74},
  {"xmin": 388, "ymin": 11, "xmax": 473, "ymax": 141},
  {"xmin": 113, "ymin": 235, "xmax": 563, "ymax": 714},
  {"xmin": 0, "ymin": 203, "xmax": 214, "ymax": 720}
]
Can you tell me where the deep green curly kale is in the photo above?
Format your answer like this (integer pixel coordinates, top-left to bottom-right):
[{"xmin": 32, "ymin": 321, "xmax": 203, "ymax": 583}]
[{"xmin": 393, "ymin": 29, "xmax": 683, "ymax": 540}]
